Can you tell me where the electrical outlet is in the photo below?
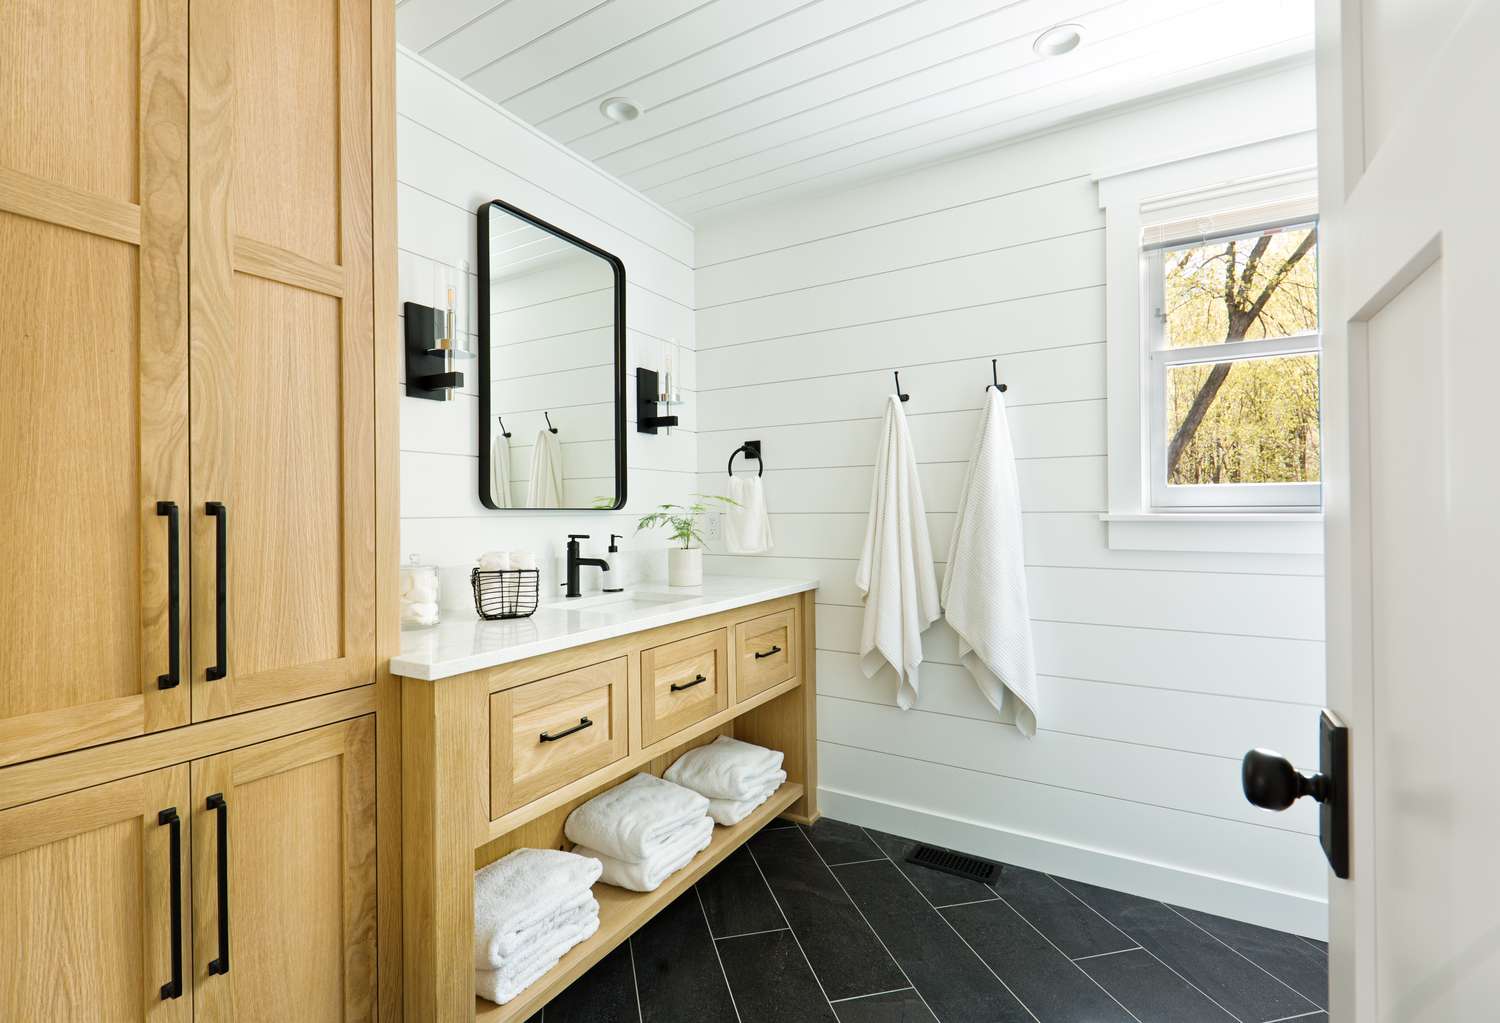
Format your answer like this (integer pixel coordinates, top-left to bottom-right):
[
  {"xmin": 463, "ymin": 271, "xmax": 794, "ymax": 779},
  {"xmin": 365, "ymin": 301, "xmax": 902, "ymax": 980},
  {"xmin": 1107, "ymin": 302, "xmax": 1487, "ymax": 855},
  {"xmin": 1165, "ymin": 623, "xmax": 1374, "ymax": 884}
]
[{"xmin": 701, "ymin": 511, "xmax": 722, "ymax": 542}]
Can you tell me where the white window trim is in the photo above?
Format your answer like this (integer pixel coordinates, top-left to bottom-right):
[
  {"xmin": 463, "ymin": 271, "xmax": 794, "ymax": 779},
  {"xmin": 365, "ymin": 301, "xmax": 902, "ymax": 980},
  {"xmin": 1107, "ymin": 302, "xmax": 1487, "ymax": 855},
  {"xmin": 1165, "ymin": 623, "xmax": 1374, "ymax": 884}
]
[{"xmin": 1095, "ymin": 133, "xmax": 1324, "ymax": 554}]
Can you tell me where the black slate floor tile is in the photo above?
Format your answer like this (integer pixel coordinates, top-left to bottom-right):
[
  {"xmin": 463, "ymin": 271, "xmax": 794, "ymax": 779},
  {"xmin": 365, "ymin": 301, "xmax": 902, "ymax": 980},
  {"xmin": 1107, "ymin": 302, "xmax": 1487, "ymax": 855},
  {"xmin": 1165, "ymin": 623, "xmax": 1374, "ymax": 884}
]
[
  {"xmin": 834, "ymin": 859, "xmax": 1032, "ymax": 1023},
  {"xmin": 632, "ymin": 889, "xmax": 738, "ymax": 1023},
  {"xmin": 1057, "ymin": 878, "xmax": 1319, "ymax": 1022},
  {"xmin": 541, "ymin": 943, "xmax": 637, "ymax": 1023},
  {"xmin": 831, "ymin": 989, "xmax": 938, "ymax": 1023},
  {"xmin": 749, "ymin": 827, "xmax": 908, "ymax": 1001},
  {"xmin": 996, "ymin": 868, "xmax": 1137, "ymax": 960},
  {"xmin": 1175, "ymin": 906, "xmax": 1329, "ymax": 1009},
  {"xmin": 1077, "ymin": 949, "xmax": 1238, "ymax": 1022},
  {"xmin": 697, "ymin": 846, "xmax": 786, "ymax": 938},
  {"xmin": 942, "ymin": 899, "xmax": 1134, "ymax": 1022},
  {"xmin": 862, "ymin": 828, "xmax": 1001, "ymax": 909},
  {"xmin": 801, "ymin": 818, "xmax": 886, "ymax": 866},
  {"xmin": 718, "ymin": 928, "xmax": 838, "ymax": 1023}
]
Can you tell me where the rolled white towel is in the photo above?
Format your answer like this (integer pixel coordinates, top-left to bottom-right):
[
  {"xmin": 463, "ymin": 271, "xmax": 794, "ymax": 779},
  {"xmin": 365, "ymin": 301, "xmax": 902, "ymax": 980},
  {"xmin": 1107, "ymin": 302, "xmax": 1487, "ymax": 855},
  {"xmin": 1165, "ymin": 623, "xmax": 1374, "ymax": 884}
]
[
  {"xmin": 479, "ymin": 550, "xmax": 512, "ymax": 571},
  {"xmin": 664, "ymin": 736, "xmax": 784, "ymax": 801},
  {"xmin": 564, "ymin": 773, "xmax": 709, "ymax": 864},
  {"xmin": 473, "ymin": 848, "xmax": 602, "ymax": 970},
  {"xmin": 509, "ymin": 550, "xmax": 537, "ymax": 570},
  {"xmin": 573, "ymin": 816, "xmax": 713, "ymax": 893},
  {"xmin": 475, "ymin": 906, "xmax": 600, "ymax": 1005},
  {"xmin": 707, "ymin": 770, "xmax": 787, "ymax": 826}
]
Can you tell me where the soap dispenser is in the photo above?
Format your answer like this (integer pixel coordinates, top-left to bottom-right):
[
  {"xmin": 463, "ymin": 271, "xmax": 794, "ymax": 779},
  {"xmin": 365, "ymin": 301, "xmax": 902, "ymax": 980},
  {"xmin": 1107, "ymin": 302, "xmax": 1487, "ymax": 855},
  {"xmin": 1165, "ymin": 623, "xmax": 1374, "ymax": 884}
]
[{"xmin": 602, "ymin": 534, "xmax": 624, "ymax": 593}]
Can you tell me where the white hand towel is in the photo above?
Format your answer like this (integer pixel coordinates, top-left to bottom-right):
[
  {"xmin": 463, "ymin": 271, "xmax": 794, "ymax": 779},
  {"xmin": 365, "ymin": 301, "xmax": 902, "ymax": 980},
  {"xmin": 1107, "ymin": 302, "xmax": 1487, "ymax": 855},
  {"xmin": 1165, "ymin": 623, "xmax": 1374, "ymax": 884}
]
[
  {"xmin": 479, "ymin": 550, "xmax": 512, "ymax": 571},
  {"xmin": 707, "ymin": 770, "xmax": 787, "ymax": 826},
  {"xmin": 526, "ymin": 428, "xmax": 563, "ymax": 508},
  {"xmin": 563, "ymin": 773, "xmax": 710, "ymax": 863},
  {"xmin": 474, "ymin": 906, "xmax": 600, "ymax": 1005},
  {"xmin": 473, "ymin": 848, "xmax": 603, "ymax": 969},
  {"xmin": 725, "ymin": 475, "xmax": 774, "ymax": 554},
  {"xmin": 941, "ymin": 386, "xmax": 1039, "ymax": 736},
  {"xmin": 476, "ymin": 890, "xmax": 597, "ymax": 971},
  {"xmin": 489, "ymin": 424, "xmax": 514, "ymax": 509},
  {"xmin": 855, "ymin": 394, "xmax": 941, "ymax": 709},
  {"xmin": 508, "ymin": 549, "xmax": 537, "ymax": 570},
  {"xmin": 573, "ymin": 816, "xmax": 714, "ymax": 892},
  {"xmin": 664, "ymin": 736, "xmax": 784, "ymax": 801}
]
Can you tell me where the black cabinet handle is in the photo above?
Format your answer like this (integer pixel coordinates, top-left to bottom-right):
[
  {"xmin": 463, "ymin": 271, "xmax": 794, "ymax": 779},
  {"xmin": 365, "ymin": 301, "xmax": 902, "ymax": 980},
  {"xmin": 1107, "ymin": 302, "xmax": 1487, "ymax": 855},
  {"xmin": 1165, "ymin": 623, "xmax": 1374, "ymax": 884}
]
[
  {"xmin": 158, "ymin": 807, "xmax": 183, "ymax": 1000},
  {"xmin": 540, "ymin": 717, "xmax": 592, "ymax": 742},
  {"xmin": 753, "ymin": 645, "xmax": 782, "ymax": 660},
  {"xmin": 155, "ymin": 502, "xmax": 181, "ymax": 689},
  {"xmin": 205, "ymin": 502, "xmax": 227, "ymax": 681},
  {"xmin": 671, "ymin": 674, "xmax": 707, "ymax": 693},
  {"xmin": 206, "ymin": 792, "xmax": 231, "ymax": 975}
]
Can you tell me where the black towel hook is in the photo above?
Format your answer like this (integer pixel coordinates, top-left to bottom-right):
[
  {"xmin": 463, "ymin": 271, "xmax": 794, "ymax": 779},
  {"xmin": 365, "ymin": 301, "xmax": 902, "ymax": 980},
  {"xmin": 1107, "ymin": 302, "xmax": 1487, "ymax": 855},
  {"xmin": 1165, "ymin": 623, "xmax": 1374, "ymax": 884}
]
[
  {"xmin": 544, "ymin": 411, "xmax": 558, "ymax": 434},
  {"xmin": 497, "ymin": 416, "xmax": 511, "ymax": 439},
  {"xmin": 986, "ymin": 358, "xmax": 1008, "ymax": 393},
  {"xmin": 727, "ymin": 440, "xmax": 763, "ymax": 477},
  {"xmin": 893, "ymin": 370, "xmax": 909, "ymax": 402}
]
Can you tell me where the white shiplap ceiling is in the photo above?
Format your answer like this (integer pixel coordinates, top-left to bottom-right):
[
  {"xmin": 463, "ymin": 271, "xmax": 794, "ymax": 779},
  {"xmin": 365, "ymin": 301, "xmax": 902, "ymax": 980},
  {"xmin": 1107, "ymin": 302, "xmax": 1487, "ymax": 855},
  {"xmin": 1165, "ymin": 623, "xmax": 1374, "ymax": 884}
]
[{"xmin": 395, "ymin": 0, "xmax": 1313, "ymax": 223}]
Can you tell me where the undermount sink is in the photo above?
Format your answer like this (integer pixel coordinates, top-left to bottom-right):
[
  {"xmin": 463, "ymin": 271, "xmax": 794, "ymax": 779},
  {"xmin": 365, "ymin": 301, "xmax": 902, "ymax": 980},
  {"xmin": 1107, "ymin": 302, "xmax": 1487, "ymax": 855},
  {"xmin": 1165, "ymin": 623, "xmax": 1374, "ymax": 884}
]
[{"xmin": 541, "ymin": 591, "xmax": 692, "ymax": 618}]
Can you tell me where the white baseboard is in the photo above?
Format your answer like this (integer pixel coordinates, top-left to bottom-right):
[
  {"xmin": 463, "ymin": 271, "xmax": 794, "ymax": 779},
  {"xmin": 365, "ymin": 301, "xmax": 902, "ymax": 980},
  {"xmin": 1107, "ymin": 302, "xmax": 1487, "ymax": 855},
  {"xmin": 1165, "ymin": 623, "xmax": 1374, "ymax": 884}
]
[{"xmin": 817, "ymin": 786, "xmax": 1329, "ymax": 941}]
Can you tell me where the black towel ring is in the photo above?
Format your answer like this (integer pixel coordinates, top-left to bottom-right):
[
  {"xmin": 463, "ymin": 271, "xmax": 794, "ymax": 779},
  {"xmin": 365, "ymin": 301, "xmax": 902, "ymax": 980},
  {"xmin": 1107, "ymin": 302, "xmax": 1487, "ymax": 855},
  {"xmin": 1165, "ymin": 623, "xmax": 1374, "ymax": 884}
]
[
  {"xmin": 497, "ymin": 416, "xmax": 511, "ymax": 439},
  {"xmin": 544, "ymin": 412, "xmax": 558, "ymax": 434},
  {"xmin": 727, "ymin": 441, "xmax": 763, "ymax": 477},
  {"xmin": 985, "ymin": 358, "xmax": 1008, "ymax": 393}
]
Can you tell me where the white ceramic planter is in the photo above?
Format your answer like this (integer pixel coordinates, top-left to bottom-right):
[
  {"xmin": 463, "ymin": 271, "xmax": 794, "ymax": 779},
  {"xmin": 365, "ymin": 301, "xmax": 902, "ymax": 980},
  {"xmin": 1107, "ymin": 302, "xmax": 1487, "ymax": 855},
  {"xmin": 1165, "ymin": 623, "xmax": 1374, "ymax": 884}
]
[{"xmin": 668, "ymin": 547, "xmax": 703, "ymax": 587}]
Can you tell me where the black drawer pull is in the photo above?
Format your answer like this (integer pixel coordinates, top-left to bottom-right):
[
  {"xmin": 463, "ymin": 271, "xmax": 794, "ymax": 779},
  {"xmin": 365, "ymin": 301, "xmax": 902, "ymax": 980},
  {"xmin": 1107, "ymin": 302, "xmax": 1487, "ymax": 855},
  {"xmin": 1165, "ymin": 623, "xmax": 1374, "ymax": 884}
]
[
  {"xmin": 753, "ymin": 645, "xmax": 782, "ymax": 660},
  {"xmin": 206, "ymin": 793, "xmax": 231, "ymax": 975},
  {"xmin": 158, "ymin": 807, "xmax": 183, "ymax": 1000},
  {"xmin": 205, "ymin": 502, "xmax": 227, "ymax": 681},
  {"xmin": 671, "ymin": 674, "xmax": 707, "ymax": 693},
  {"xmin": 156, "ymin": 501, "xmax": 181, "ymax": 689},
  {"xmin": 540, "ymin": 717, "xmax": 593, "ymax": 742}
]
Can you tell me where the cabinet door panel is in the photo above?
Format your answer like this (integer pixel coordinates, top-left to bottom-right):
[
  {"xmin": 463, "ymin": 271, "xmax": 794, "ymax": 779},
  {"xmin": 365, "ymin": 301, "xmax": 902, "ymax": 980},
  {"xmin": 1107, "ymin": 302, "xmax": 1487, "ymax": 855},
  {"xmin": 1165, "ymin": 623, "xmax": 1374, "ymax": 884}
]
[
  {"xmin": 0, "ymin": 766, "xmax": 191, "ymax": 1022},
  {"xmin": 0, "ymin": 0, "xmax": 189, "ymax": 765}
]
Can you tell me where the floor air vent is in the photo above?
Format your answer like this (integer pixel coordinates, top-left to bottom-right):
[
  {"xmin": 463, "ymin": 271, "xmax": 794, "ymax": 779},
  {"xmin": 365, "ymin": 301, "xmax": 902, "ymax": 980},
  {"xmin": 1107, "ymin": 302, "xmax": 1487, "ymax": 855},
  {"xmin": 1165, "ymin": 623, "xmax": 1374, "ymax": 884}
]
[{"xmin": 904, "ymin": 844, "xmax": 1000, "ymax": 884}]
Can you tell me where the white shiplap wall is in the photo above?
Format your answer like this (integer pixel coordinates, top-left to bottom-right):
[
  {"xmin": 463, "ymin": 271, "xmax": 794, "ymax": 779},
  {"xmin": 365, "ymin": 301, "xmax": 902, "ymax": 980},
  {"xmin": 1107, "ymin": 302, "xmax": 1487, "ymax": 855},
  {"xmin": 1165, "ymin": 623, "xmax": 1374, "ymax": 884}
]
[
  {"xmin": 397, "ymin": 48, "xmax": 699, "ymax": 597},
  {"xmin": 694, "ymin": 62, "xmax": 1329, "ymax": 936}
]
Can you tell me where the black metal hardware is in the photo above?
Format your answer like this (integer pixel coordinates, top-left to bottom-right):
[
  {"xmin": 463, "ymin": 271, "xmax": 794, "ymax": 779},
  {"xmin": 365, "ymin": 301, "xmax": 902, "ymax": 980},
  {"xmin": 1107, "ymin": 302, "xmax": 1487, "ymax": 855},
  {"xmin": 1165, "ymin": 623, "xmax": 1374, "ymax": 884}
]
[
  {"xmin": 158, "ymin": 807, "xmax": 183, "ymax": 1000},
  {"xmin": 985, "ymin": 358, "xmax": 1008, "ymax": 393},
  {"xmin": 636, "ymin": 367, "xmax": 680, "ymax": 434},
  {"xmin": 471, "ymin": 568, "xmax": 540, "ymax": 620},
  {"xmin": 893, "ymin": 370, "xmax": 909, "ymax": 402},
  {"xmin": 564, "ymin": 534, "xmax": 609, "ymax": 599},
  {"xmin": 156, "ymin": 501, "xmax": 181, "ymax": 690},
  {"xmin": 906, "ymin": 843, "xmax": 1000, "ymax": 884},
  {"xmin": 205, "ymin": 502, "xmax": 227, "ymax": 681},
  {"xmin": 497, "ymin": 416, "xmax": 511, "ymax": 439},
  {"xmin": 1242, "ymin": 709, "xmax": 1349, "ymax": 878},
  {"xmin": 545, "ymin": 411, "xmax": 559, "ymax": 434},
  {"xmin": 753, "ymin": 645, "xmax": 782, "ymax": 659},
  {"xmin": 404, "ymin": 302, "xmax": 465, "ymax": 401},
  {"xmin": 671, "ymin": 674, "xmax": 707, "ymax": 693},
  {"xmin": 727, "ymin": 440, "xmax": 763, "ymax": 477},
  {"xmin": 540, "ymin": 717, "xmax": 593, "ymax": 742},
  {"xmin": 206, "ymin": 793, "xmax": 231, "ymax": 975}
]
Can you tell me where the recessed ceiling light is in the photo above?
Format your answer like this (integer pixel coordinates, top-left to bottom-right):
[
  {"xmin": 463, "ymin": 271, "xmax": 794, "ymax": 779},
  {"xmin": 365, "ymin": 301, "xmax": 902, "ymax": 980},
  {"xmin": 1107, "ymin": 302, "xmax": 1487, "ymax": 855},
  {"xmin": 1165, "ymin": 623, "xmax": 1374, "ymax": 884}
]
[
  {"xmin": 599, "ymin": 97, "xmax": 641, "ymax": 123},
  {"xmin": 1033, "ymin": 23, "xmax": 1084, "ymax": 57}
]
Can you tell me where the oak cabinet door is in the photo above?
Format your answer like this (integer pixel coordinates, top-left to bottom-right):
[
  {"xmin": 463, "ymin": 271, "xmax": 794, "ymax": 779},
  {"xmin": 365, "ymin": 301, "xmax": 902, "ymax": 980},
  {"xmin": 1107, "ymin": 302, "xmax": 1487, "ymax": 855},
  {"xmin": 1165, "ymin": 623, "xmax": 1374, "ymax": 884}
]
[
  {"xmin": 0, "ymin": 0, "xmax": 190, "ymax": 765},
  {"xmin": 187, "ymin": 0, "xmax": 376, "ymax": 721},
  {"xmin": 0, "ymin": 766, "xmax": 192, "ymax": 1021},
  {"xmin": 191, "ymin": 716, "xmax": 376, "ymax": 1023}
]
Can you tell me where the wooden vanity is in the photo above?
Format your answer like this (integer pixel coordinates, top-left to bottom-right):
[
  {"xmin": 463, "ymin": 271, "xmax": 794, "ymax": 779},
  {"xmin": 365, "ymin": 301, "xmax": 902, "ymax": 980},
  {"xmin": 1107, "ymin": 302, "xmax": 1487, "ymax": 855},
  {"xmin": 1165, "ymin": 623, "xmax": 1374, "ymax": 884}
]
[{"xmin": 394, "ymin": 580, "xmax": 819, "ymax": 1021}]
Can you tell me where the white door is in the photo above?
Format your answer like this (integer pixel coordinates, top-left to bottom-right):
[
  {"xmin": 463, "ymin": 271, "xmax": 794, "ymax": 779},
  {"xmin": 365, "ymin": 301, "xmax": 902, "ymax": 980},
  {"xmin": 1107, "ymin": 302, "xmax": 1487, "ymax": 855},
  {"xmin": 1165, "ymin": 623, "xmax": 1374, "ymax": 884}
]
[{"xmin": 1316, "ymin": 0, "xmax": 1500, "ymax": 1019}]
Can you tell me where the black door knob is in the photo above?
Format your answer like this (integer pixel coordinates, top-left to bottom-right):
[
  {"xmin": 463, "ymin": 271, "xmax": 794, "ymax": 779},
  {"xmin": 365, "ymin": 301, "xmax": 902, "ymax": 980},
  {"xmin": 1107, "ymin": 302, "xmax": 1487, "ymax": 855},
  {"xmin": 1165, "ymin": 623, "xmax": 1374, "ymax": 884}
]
[{"xmin": 1242, "ymin": 748, "xmax": 1330, "ymax": 811}]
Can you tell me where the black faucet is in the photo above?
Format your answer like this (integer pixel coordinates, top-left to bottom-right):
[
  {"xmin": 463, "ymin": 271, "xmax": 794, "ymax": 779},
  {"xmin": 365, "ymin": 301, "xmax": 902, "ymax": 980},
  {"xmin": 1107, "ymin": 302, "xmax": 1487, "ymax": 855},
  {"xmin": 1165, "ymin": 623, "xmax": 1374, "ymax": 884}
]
[{"xmin": 564, "ymin": 534, "xmax": 610, "ymax": 598}]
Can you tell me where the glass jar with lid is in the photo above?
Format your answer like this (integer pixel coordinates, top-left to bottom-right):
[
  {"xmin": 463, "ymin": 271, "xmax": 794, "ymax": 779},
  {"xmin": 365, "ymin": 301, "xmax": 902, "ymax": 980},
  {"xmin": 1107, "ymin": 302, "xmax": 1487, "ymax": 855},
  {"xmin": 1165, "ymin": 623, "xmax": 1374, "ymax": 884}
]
[{"xmin": 400, "ymin": 554, "xmax": 441, "ymax": 629}]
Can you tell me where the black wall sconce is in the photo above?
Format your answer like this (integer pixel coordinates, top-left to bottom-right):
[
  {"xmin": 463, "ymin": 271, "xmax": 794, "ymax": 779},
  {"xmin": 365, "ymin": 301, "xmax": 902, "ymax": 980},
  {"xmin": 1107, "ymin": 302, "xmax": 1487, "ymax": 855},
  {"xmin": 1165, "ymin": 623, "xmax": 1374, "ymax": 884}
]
[
  {"xmin": 405, "ymin": 297, "xmax": 471, "ymax": 401},
  {"xmin": 636, "ymin": 367, "xmax": 680, "ymax": 434}
]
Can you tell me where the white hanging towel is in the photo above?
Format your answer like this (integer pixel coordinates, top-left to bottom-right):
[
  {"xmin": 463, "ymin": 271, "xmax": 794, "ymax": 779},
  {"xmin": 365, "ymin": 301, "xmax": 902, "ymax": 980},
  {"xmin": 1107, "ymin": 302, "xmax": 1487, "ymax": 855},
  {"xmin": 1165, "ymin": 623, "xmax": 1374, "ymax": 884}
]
[
  {"xmin": 942, "ymin": 386, "xmax": 1039, "ymax": 736},
  {"xmin": 489, "ymin": 424, "xmax": 513, "ymax": 509},
  {"xmin": 526, "ymin": 428, "xmax": 563, "ymax": 508},
  {"xmin": 724, "ymin": 475, "xmax": 773, "ymax": 554},
  {"xmin": 855, "ymin": 394, "xmax": 941, "ymax": 709}
]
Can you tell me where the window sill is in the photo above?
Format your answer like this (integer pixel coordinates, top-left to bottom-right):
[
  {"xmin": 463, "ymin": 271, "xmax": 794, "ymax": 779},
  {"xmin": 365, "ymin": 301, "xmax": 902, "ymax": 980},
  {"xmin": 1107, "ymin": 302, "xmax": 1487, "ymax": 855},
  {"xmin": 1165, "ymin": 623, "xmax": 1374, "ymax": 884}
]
[{"xmin": 1101, "ymin": 512, "xmax": 1323, "ymax": 555}]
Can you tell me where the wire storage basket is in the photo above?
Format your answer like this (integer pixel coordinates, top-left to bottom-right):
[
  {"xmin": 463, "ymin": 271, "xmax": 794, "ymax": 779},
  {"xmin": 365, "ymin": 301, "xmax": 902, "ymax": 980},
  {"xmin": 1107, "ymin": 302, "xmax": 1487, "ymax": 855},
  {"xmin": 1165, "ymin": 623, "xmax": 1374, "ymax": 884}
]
[{"xmin": 471, "ymin": 568, "xmax": 540, "ymax": 620}]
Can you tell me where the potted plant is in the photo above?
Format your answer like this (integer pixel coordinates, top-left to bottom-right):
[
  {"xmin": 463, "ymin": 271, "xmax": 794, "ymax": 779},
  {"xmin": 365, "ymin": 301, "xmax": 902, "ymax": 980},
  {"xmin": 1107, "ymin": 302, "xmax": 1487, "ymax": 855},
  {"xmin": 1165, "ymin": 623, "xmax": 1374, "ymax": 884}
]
[{"xmin": 636, "ymin": 495, "xmax": 736, "ymax": 587}]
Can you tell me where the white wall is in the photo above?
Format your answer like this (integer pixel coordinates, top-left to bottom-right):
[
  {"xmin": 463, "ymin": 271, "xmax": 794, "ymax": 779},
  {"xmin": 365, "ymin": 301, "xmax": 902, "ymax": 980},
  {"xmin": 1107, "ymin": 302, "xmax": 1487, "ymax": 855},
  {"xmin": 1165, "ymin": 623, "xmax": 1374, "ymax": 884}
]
[
  {"xmin": 693, "ymin": 62, "xmax": 1329, "ymax": 937},
  {"xmin": 396, "ymin": 48, "xmax": 698, "ymax": 597}
]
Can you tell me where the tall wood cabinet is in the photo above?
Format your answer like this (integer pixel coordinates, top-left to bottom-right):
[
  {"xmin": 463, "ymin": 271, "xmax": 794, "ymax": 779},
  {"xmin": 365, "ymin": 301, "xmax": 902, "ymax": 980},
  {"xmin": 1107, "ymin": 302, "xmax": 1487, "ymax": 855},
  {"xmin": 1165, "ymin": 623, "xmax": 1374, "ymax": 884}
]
[{"xmin": 0, "ymin": 0, "xmax": 396, "ymax": 1019}]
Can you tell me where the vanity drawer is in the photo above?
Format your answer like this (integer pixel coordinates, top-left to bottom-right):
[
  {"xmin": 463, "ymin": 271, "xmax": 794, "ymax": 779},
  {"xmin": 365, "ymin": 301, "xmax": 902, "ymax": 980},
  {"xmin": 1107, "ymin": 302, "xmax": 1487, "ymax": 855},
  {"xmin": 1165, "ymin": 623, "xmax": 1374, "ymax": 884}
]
[
  {"xmin": 491, "ymin": 657, "xmax": 629, "ymax": 817},
  {"xmin": 640, "ymin": 629, "xmax": 730, "ymax": 747},
  {"xmin": 735, "ymin": 609, "xmax": 798, "ymax": 701}
]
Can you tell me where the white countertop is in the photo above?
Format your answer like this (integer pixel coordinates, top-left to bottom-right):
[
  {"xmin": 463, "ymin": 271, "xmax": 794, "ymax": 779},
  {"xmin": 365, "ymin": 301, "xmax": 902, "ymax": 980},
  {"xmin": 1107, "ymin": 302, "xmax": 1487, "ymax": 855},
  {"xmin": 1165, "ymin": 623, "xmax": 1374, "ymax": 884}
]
[{"xmin": 392, "ymin": 575, "xmax": 817, "ymax": 681}]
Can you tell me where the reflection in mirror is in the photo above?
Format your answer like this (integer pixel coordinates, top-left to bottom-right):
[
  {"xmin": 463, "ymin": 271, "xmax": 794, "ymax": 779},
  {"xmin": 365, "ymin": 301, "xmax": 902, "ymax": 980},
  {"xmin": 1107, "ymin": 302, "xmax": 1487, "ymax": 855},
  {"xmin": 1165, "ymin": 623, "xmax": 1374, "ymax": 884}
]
[{"xmin": 477, "ymin": 200, "xmax": 626, "ymax": 510}]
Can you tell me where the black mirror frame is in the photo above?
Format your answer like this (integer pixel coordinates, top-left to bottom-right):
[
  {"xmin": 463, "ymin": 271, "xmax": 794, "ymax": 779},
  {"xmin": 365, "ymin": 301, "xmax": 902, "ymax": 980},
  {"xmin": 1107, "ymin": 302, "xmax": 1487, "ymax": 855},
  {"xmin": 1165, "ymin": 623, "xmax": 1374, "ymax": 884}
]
[{"xmin": 476, "ymin": 199, "xmax": 628, "ymax": 511}]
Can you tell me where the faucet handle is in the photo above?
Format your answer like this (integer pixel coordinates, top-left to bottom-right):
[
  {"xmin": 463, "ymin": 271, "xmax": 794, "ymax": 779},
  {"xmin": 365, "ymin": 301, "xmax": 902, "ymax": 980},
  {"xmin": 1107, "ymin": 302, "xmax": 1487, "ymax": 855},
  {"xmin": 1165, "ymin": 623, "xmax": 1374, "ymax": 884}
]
[{"xmin": 567, "ymin": 533, "xmax": 589, "ymax": 541}]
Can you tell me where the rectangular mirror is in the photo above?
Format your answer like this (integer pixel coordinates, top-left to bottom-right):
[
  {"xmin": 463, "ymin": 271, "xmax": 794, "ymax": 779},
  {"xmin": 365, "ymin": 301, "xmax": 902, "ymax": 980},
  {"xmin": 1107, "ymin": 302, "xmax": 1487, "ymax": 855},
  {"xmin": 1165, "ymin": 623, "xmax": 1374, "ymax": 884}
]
[{"xmin": 477, "ymin": 199, "xmax": 627, "ymax": 510}]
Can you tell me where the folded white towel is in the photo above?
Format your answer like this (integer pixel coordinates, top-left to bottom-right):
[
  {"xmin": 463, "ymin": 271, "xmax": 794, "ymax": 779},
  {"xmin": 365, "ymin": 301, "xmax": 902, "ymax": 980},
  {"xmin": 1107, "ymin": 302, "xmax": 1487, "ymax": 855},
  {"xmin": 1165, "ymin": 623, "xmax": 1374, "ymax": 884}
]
[
  {"xmin": 489, "ymin": 424, "xmax": 513, "ymax": 509},
  {"xmin": 856, "ymin": 395, "xmax": 941, "ymax": 709},
  {"xmin": 563, "ymin": 773, "xmax": 710, "ymax": 863},
  {"xmin": 475, "ymin": 889, "xmax": 597, "ymax": 971},
  {"xmin": 573, "ymin": 816, "xmax": 714, "ymax": 892},
  {"xmin": 509, "ymin": 549, "xmax": 537, "ymax": 570},
  {"xmin": 479, "ymin": 550, "xmax": 512, "ymax": 572},
  {"xmin": 707, "ymin": 770, "xmax": 787, "ymax": 826},
  {"xmin": 473, "ymin": 848, "xmax": 602, "ymax": 970},
  {"xmin": 664, "ymin": 736, "xmax": 784, "ymax": 801},
  {"xmin": 941, "ymin": 386, "xmax": 1039, "ymax": 736},
  {"xmin": 527, "ymin": 428, "xmax": 563, "ymax": 508},
  {"xmin": 474, "ymin": 906, "xmax": 600, "ymax": 1005},
  {"xmin": 725, "ymin": 475, "xmax": 774, "ymax": 555}
]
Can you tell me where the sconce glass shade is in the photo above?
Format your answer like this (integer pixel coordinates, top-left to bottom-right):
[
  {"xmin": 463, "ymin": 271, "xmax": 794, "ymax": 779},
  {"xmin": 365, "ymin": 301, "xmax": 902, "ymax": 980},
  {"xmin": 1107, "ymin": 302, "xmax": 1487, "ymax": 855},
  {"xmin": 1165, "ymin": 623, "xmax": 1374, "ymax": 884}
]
[{"xmin": 425, "ymin": 335, "xmax": 475, "ymax": 359}]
